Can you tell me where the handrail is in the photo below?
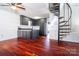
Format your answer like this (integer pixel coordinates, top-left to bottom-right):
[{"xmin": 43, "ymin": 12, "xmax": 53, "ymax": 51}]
[
  {"xmin": 58, "ymin": 3, "xmax": 72, "ymax": 45},
  {"xmin": 62, "ymin": 3, "xmax": 72, "ymax": 25}
]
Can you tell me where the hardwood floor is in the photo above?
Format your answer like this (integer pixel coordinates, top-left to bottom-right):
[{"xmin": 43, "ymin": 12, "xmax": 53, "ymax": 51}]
[{"xmin": 0, "ymin": 36, "xmax": 79, "ymax": 56}]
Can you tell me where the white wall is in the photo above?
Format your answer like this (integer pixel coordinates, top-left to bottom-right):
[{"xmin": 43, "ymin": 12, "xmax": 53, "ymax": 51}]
[
  {"xmin": 61, "ymin": 3, "xmax": 79, "ymax": 43},
  {"xmin": 71, "ymin": 4, "xmax": 79, "ymax": 32},
  {"xmin": 46, "ymin": 13, "xmax": 58, "ymax": 40},
  {"xmin": 0, "ymin": 9, "xmax": 20, "ymax": 41}
]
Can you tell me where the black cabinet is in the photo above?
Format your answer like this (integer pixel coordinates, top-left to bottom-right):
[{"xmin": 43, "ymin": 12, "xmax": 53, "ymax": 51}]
[
  {"xmin": 18, "ymin": 28, "xmax": 39, "ymax": 39},
  {"xmin": 32, "ymin": 30, "xmax": 39, "ymax": 39},
  {"xmin": 18, "ymin": 30, "xmax": 32, "ymax": 39}
]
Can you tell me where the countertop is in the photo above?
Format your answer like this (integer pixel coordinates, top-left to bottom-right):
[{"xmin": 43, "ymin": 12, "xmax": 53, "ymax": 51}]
[{"xmin": 18, "ymin": 25, "xmax": 40, "ymax": 30}]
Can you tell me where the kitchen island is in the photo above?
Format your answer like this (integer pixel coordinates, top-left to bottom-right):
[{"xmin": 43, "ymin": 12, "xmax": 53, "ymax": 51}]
[{"xmin": 18, "ymin": 25, "xmax": 40, "ymax": 39}]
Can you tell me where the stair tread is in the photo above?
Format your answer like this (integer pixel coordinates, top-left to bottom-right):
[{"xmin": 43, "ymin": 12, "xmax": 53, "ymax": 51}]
[
  {"xmin": 59, "ymin": 29, "xmax": 70, "ymax": 31},
  {"xmin": 59, "ymin": 36, "xmax": 63, "ymax": 38},
  {"xmin": 59, "ymin": 25, "xmax": 70, "ymax": 27},
  {"xmin": 60, "ymin": 32, "xmax": 70, "ymax": 33},
  {"xmin": 60, "ymin": 31, "xmax": 70, "ymax": 32},
  {"xmin": 59, "ymin": 27, "xmax": 70, "ymax": 29},
  {"xmin": 59, "ymin": 26, "xmax": 70, "ymax": 28},
  {"xmin": 59, "ymin": 27, "xmax": 70, "ymax": 28},
  {"xmin": 59, "ymin": 34, "xmax": 66, "ymax": 36},
  {"xmin": 59, "ymin": 21, "xmax": 68, "ymax": 23},
  {"xmin": 59, "ymin": 31, "xmax": 70, "ymax": 33},
  {"xmin": 59, "ymin": 28, "xmax": 71, "ymax": 30},
  {"xmin": 59, "ymin": 33, "xmax": 68, "ymax": 34}
]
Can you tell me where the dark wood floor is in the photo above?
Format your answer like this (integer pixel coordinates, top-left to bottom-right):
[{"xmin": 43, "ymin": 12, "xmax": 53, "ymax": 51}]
[{"xmin": 0, "ymin": 36, "xmax": 79, "ymax": 56}]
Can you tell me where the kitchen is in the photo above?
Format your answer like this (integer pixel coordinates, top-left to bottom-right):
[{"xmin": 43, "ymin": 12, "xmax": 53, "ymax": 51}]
[{"xmin": 18, "ymin": 15, "xmax": 47, "ymax": 39}]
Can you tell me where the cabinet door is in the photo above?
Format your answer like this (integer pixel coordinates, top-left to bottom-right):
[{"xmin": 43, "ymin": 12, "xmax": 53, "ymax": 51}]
[
  {"xmin": 18, "ymin": 30, "xmax": 23, "ymax": 38},
  {"xmin": 32, "ymin": 30, "xmax": 39, "ymax": 39},
  {"xmin": 18, "ymin": 30, "xmax": 32, "ymax": 39},
  {"xmin": 25, "ymin": 30, "xmax": 31, "ymax": 39}
]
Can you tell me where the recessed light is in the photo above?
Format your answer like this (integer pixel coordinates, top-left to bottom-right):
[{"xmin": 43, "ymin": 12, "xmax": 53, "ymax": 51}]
[{"xmin": 33, "ymin": 16, "xmax": 42, "ymax": 19}]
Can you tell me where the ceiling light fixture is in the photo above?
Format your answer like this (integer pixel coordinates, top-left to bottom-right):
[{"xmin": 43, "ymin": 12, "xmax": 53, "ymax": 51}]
[
  {"xmin": 11, "ymin": 6, "xmax": 16, "ymax": 10},
  {"xmin": 33, "ymin": 16, "xmax": 42, "ymax": 19}
]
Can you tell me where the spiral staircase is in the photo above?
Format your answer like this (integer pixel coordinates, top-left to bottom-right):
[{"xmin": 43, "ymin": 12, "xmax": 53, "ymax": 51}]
[{"xmin": 49, "ymin": 3, "xmax": 72, "ymax": 44}]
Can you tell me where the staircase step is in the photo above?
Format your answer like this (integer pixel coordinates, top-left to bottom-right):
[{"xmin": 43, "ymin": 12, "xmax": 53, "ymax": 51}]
[
  {"xmin": 59, "ymin": 35, "xmax": 63, "ymax": 37},
  {"xmin": 59, "ymin": 33, "xmax": 68, "ymax": 34},
  {"xmin": 59, "ymin": 27, "xmax": 70, "ymax": 29},
  {"xmin": 59, "ymin": 21, "xmax": 67, "ymax": 23},
  {"xmin": 59, "ymin": 26, "xmax": 70, "ymax": 27},
  {"xmin": 59, "ymin": 30, "xmax": 71, "ymax": 32},
  {"xmin": 59, "ymin": 36, "xmax": 63, "ymax": 39},
  {"xmin": 59, "ymin": 17, "xmax": 64, "ymax": 19},
  {"xmin": 59, "ymin": 34, "xmax": 66, "ymax": 36},
  {"xmin": 59, "ymin": 25, "xmax": 70, "ymax": 27},
  {"xmin": 59, "ymin": 28, "xmax": 70, "ymax": 30},
  {"xmin": 60, "ymin": 32, "xmax": 69, "ymax": 34},
  {"xmin": 59, "ymin": 31, "xmax": 70, "ymax": 33},
  {"xmin": 59, "ymin": 32, "xmax": 69, "ymax": 36}
]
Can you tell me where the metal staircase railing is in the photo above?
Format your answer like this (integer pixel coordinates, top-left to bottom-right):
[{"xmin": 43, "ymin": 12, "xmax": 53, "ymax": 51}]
[{"xmin": 58, "ymin": 3, "xmax": 72, "ymax": 44}]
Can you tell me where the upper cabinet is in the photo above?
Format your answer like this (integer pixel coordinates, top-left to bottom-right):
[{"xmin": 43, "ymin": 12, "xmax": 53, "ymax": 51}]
[{"xmin": 20, "ymin": 15, "xmax": 32, "ymax": 26}]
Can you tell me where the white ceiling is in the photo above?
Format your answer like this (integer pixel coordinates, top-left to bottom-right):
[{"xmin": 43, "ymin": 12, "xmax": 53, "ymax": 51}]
[
  {"xmin": 0, "ymin": 3, "xmax": 50, "ymax": 19},
  {"xmin": 20, "ymin": 3, "xmax": 50, "ymax": 18}
]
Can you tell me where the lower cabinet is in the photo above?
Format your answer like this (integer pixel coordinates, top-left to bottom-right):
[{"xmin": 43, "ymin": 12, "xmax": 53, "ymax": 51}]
[
  {"xmin": 32, "ymin": 30, "xmax": 39, "ymax": 39},
  {"xmin": 18, "ymin": 29, "xmax": 39, "ymax": 39},
  {"xmin": 18, "ymin": 30, "xmax": 32, "ymax": 39}
]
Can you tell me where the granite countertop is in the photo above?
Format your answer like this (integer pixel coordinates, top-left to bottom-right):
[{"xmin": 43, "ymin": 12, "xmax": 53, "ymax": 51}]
[{"xmin": 18, "ymin": 25, "xmax": 40, "ymax": 30}]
